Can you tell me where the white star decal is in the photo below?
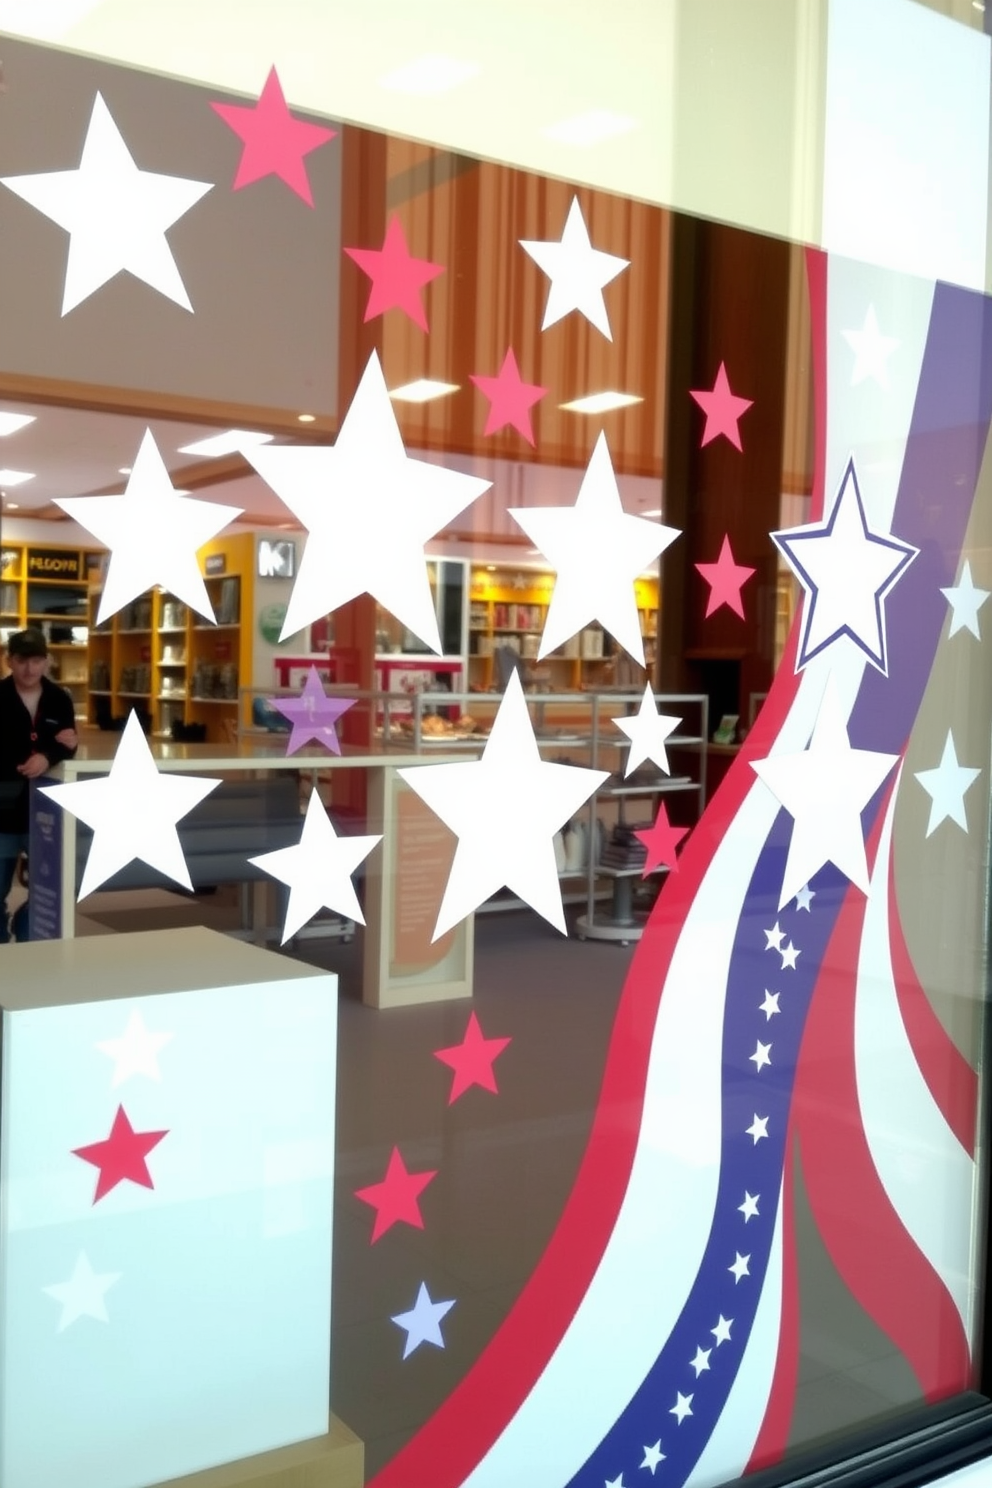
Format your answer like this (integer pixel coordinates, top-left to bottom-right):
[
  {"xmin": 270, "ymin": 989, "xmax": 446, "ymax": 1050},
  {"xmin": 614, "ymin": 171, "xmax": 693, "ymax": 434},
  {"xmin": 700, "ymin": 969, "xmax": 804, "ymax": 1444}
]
[
  {"xmin": 941, "ymin": 561, "xmax": 990, "ymax": 640},
  {"xmin": 746, "ymin": 1114, "xmax": 769, "ymax": 1144},
  {"xmin": 780, "ymin": 941, "xmax": 801, "ymax": 970},
  {"xmin": 689, "ymin": 1346, "xmax": 712, "ymax": 1376},
  {"xmin": 795, "ymin": 883, "xmax": 815, "ymax": 911},
  {"xmin": 399, "ymin": 671, "xmax": 607, "ymax": 937},
  {"xmin": 249, "ymin": 791, "xmax": 381, "ymax": 943},
  {"xmin": 245, "ymin": 352, "xmax": 490, "ymax": 647},
  {"xmin": 729, "ymin": 1252, "xmax": 751, "ymax": 1283},
  {"xmin": 749, "ymin": 1040, "xmax": 772, "ymax": 1072},
  {"xmin": 641, "ymin": 1442, "xmax": 666, "ymax": 1474},
  {"xmin": 764, "ymin": 921, "xmax": 785, "ymax": 952},
  {"xmin": 519, "ymin": 195, "xmax": 629, "ymax": 340},
  {"xmin": 510, "ymin": 433, "xmax": 679, "ymax": 665},
  {"xmin": 914, "ymin": 731, "xmax": 981, "ymax": 837},
  {"xmin": 43, "ymin": 1252, "xmax": 120, "ymax": 1332},
  {"xmin": 41, "ymin": 711, "xmax": 219, "ymax": 898},
  {"xmin": 1, "ymin": 92, "xmax": 211, "ymax": 314},
  {"xmin": 842, "ymin": 304, "xmax": 899, "ymax": 388},
  {"xmin": 390, "ymin": 1282, "xmax": 456, "ymax": 1360},
  {"xmin": 670, "ymin": 1392, "xmax": 694, "ymax": 1424},
  {"xmin": 605, "ymin": 1476, "xmax": 626, "ymax": 1488},
  {"xmin": 96, "ymin": 1010, "xmax": 173, "ymax": 1087},
  {"xmin": 711, "ymin": 1315, "xmax": 733, "ymax": 1346},
  {"xmin": 758, "ymin": 991, "xmax": 780, "ymax": 1021},
  {"xmin": 57, "ymin": 429, "xmax": 241, "ymax": 625},
  {"xmin": 739, "ymin": 1192, "xmax": 760, "ymax": 1222},
  {"xmin": 612, "ymin": 684, "xmax": 681, "ymax": 775},
  {"xmin": 752, "ymin": 679, "xmax": 899, "ymax": 908},
  {"xmin": 772, "ymin": 458, "xmax": 917, "ymax": 674}
]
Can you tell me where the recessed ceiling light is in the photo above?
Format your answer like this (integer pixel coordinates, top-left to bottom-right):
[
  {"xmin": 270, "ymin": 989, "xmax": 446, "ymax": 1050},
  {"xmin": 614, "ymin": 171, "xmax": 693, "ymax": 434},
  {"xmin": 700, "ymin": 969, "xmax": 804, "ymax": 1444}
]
[
  {"xmin": 389, "ymin": 379, "xmax": 460, "ymax": 404},
  {"xmin": 297, "ymin": 413, "xmax": 316, "ymax": 423},
  {"xmin": 543, "ymin": 110, "xmax": 637, "ymax": 147},
  {"xmin": 0, "ymin": 412, "xmax": 35, "ymax": 437},
  {"xmin": 560, "ymin": 391, "xmax": 643, "ymax": 414},
  {"xmin": 178, "ymin": 429, "xmax": 275, "ymax": 458},
  {"xmin": 486, "ymin": 564, "xmax": 497, "ymax": 572},
  {"xmin": 640, "ymin": 508, "xmax": 663, "ymax": 518},
  {"xmin": 379, "ymin": 54, "xmax": 479, "ymax": 96},
  {"xmin": 118, "ymin": 466, "xmax": 132, "ymax": 475},
  {"xmin": 4, "ymin": 502, "xmax": 19, "ymax": 510},
  {"xmin": 0, "ymin": 469, "xmax": 35, "ymax": 485}
]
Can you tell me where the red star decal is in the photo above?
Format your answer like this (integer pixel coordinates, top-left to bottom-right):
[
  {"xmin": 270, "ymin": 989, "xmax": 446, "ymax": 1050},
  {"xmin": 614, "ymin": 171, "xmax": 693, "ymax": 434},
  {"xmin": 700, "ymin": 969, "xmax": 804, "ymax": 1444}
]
[
  {"xmin": 688, "ymin": 362, "xmax": 753, "ymax": 451},
  {"xmin": 695, "ymin": 534, "xmax": 756, "ymax": 619},
  {"xmin": 434, "ymin": 1012, "xmax": 512, "ymax": 1104},
  {"xmin": 72, "ymin": 1104, "xmax": 169, "ymax": 1204},
  {"xmin": 355, "ymin": 1146, "xmax": 437, "ymax": 1243},
  {"xmin": 344, "ymin": 216, "xmax": 445, "ymax": 331},
  {"xmin": 635, "ymin": 804, "xmax": 690, "ymax": 877},
  {"xmin": 469, "ymin": 348, "xmax": 548, "ymax": 445},
  {"xmin": 210, "ymin": 66, "xmax": 336, "ymax": 206}
]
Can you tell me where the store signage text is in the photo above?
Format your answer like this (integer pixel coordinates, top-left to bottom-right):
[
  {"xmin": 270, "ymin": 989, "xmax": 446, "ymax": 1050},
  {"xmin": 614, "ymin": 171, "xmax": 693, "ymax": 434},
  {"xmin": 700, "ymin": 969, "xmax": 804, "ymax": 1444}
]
[{"xmin": 27, "ymin": 548, "xmax": 80, "ymax": 579}]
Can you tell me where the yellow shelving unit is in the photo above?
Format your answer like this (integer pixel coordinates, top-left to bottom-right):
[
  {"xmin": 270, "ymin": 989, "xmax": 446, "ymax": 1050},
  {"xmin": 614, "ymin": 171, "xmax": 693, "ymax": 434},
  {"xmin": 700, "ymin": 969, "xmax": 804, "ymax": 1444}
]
[{"xmin": 1, "ymin": 539, "xmax": 97, "ymax": 720}]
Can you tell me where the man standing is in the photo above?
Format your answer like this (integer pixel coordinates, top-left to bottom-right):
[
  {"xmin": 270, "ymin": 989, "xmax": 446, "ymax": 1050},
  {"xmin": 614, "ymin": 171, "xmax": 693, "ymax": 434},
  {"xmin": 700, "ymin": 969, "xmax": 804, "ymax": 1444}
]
[{"xmin": 0, "ymin": 628, "xmax": 77, "ymax": 942}]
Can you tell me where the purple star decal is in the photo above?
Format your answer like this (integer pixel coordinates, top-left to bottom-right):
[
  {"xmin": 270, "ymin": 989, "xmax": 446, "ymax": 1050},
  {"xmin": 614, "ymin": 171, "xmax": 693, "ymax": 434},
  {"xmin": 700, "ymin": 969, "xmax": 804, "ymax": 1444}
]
[{"xmin": 268, "ymin": 666, "xmax": 354, "ymax": 755}]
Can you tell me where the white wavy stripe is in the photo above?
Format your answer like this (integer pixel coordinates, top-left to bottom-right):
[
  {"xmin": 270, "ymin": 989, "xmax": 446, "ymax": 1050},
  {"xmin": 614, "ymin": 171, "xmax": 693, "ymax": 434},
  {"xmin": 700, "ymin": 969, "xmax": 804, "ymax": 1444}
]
[
  {"xmin": 459, "ymin": 781, "xmax": 781, "ymax": 1488},
  {"xmin": 855, "ymin": 770, "xmax": 978, "ymax": 1342},
  {"xmin": 685, "ymin": 1183, "xmax": 785, "ymax": 1488}
]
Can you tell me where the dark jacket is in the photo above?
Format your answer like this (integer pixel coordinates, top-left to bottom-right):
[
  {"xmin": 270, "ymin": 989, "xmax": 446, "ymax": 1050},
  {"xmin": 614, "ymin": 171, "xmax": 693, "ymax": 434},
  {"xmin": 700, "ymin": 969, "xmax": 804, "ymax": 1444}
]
[{"xmin": 0, "ymin": 674, "xmax": 77, "ymax": 834}]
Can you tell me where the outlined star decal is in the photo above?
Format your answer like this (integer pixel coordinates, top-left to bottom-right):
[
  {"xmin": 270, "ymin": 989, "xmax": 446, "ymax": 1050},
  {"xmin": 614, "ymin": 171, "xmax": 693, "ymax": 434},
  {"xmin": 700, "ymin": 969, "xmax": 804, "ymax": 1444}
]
[
  {"xmin": 695, "ymin": 534, "xmax": 756, "ymax": 618},
  {"xmin": 210, "ymin": 66, "xmax": 336, "ymax": 205},
  {"xmin": 245, "ymin": 352, "xmax": 488, "ymax": 646},
  {"xmin": 752, "ymin": 678, "xmax": 899, "ymax": 906},
  {"xmin": 739, "ymin": 1192, "xmax": 760, "ymax": 1221},
  {"xmin": 519, "ymin": 195, "xmax": 629, "ymax": 340},
  {"xmin": 268, "ymin": 666, "xmax": 355, "ymax": 755},
  {"xmin": 1, "ymin": 92, "xmax": 212, "ymax": 314},
  {"xmin": 941, "ymin": 560, "xmax": 990, "ymax": 639},
  {"xmin": 642, "ymin": 1442, "xmax": 666, "ymax": 1474},
  {"xmin": 56, "ymin": 428, "xmax": 242, "ymax": 626},
  {"xmin": 249, "ymin": 791, "xmax": 381, "ymax": 942},
  {"xmin": 772, "ymin": 457, "xmax": 918, "ymax": 674},
  {"xmin": 914, "ymin": 731, "xmax": 981, "ymax": 836},
  {"xmin": 470, "ymin": 347, "xmax": 548, "ymax": 443},
  {"xmin": 843, "ymin": 304, "xmax": 899, "ymax": 388},
  {"xmin": 510, "ymin": 432, "xmax": 679, "ymax": 665},
  {"xmin": 41, "ymin": 711, "xmax": 220, "ymax": 898},
  {"xmin": 758, "ymin": 991, "xmax": 780, "ymax": 1020},
  {"xmin": 434, "ymin": 1012, "xmax": 511, "ymax": 1103},
  {"xmin": 729, "ymin": 1252, "xmax": 751, "ymax": 1282},
  {"xmin": 391, "ymin": 1282, "xmax": 456, "ymax": 1360},
  {"xmin": 670, "ymin": 1392, "xmax": 694, "ymax": 1424},
  {"xmin": 689, "ymin": 1346, "xmax": 712, "ymax": 1376},
  {"xmin": 43, "ymin": 1252, "xmax": 121, "ymax": 1332},
  {"xmin": 96, "ymin": 1010, "xmax": 173, "ymax": 1087},
  {"xmin": 634, "ymin": 804, "xmax": 689, "ymax": 876},
  {"xmin": 355, "ymin": 1147, "xmax": 437, "ymax": 1243},
  {"xmin": 712, "ymin": 1315, "xmax": 733, "ymax": 1345},
  {"xmin": 689, "ymin": 362, "xmax": 753, "ymax": 450},
  {"xmin": 72, "ymin": 1104, "xmax": 169, "ymax": 1203},
  {"xmin": 344, "ymin": 214, "xmax": 444, "ymax": 330},
  {"xmin": 399, "ymin": 671, "xmax": 607, "ymax": 937},
  {"xmin": 749, "ymin": 1040, "xmax": 772, "ymax": 1072},
  {"xmin": 612, "ymin": 684, "xmax": 681, "ymax": 776},
  {"xmin": 746, "ymin": 1114, "xmax": 769, "ymax": 1144}
]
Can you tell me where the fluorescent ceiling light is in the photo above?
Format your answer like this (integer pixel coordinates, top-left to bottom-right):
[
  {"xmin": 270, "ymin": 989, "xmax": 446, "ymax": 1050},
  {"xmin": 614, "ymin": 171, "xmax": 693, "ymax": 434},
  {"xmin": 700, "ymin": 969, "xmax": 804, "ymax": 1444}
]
[
  {"xmin": 178, "ymin": 429, "xmax": 274, "ymax": 458},
  {"xmin": 543, "ymin": 110, "xmax": 637, "ymax": 147},
  {"xmin": 560, "ymin": 391, "xmax": 643, "ymax": 414},
  {"xmin": 389, "ymin": 379, "xmax": 460, "ymax": 404},
  {"xmin": 0, "ymin": 412, "xmax": 36, "ymax": 437},
  {"xmin": 379, "ymin": 54, "xmax": 479, "ymax": 96},
  {"xmin": 3, "ymin": 502, "xmax": 19, "ymax": 510},
  {"xmin": 640, "ymin": 508, "xmax": 663, "ymax": 518},
  {"xmin": 0, "ymin": 469, "xmax": 35, "ymax": 485}
]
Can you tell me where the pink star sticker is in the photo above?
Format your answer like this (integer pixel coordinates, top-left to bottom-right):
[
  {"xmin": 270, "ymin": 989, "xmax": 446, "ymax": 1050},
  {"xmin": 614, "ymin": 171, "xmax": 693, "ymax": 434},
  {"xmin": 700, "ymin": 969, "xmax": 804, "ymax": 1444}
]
[
  {"xmin": 210, "ymin": 67, "xmax": 336, "ymax": 206},
  {"xmin": 344, "ymin": 215, "xmax": 445, "ymax": 331},
  {"xmin": 695, "ymin": 535, "xmax": 756, "ymax": 619},
  {"xmin": 689, "ymin": 362, "xmax": 753, "ymax": 451},
  {"xmin": 434, "ymin": 1012, "xmax": 512, "ymax": 1103},
  {"xmin": 355, "ymin": 1146, "xmax": 438, "ymax": 1243},
  {"xmin": 635, "ymin": 804, "xmax": 689, "ymax": 876},
  {"xmin": 268, "ymin": 665, "xmax": 354, "ymax": 755},
  {"xmin": 469, "ymin": 348, "xmax": 548, "ymax": 444}
]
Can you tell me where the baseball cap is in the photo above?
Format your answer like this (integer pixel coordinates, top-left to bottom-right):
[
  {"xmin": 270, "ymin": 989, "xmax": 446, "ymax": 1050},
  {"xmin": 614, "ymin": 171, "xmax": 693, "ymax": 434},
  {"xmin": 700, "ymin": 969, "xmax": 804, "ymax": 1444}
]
[{"xmin": 7, "ymin": 627, "xmax": 48, "ymax": 659}]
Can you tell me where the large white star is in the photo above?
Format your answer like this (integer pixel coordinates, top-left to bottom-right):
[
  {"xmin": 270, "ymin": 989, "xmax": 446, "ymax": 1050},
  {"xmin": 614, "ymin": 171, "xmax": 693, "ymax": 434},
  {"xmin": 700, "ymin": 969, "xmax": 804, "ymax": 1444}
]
[
  {"xmin": 43, "ymin": 1252, "xmax": 120, "ymax": 1332},
  {"xmin": 842, "ymin": 304, "xmax": 899, "ymax": 388},
  {"xmin": 772, "ymin": 458, "xmax": 917, "ymax": 674},
  {"xmin": 751, "ymin": 679, "xmax": 899, "ymax": 907},
  {"xmin": 398, "ymin": 671, "xmax": 607, "ymax": 938},
  {"xmin": 941, "ymin": 560, "xmax": 990, "ymax": 640},
  {"xmin": 612, "ymin": 685, "xmax": 680, "ymax": 775},
  {"xmin": 390, "ymin": 1282, "xmax": 455, "ymax": 1360},
  {"xmin": 41, "ymin": 712, "xmax": 220, "ymax": 898},
  {"xmin": 519, "ymin": 195, "xmax": 629, "ymax": 340},
  {"xmin": 510, "ymin": 433, "xmax": 678, "ymax": 664},
  {"xmin": 57, "ymin": 429, "xmax": 241, "ymax": 625},
  {"xmin": 96, "ymin": 1010, "xmax": 173, "ymax": 1087},
  {"xmin": 913, "ymin": 731, "xmax": 981, "ymax": 836},
  {"xmin": 249, "ymin": 791, "xmax": 381, "ymax": 943},
  {"xmin": 1, "ymin": 92, "xmax": 211, "ymax": 315},
  {"xmin": 245, "ymin": 352, "xmax": 489, "ymax": 647}
]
